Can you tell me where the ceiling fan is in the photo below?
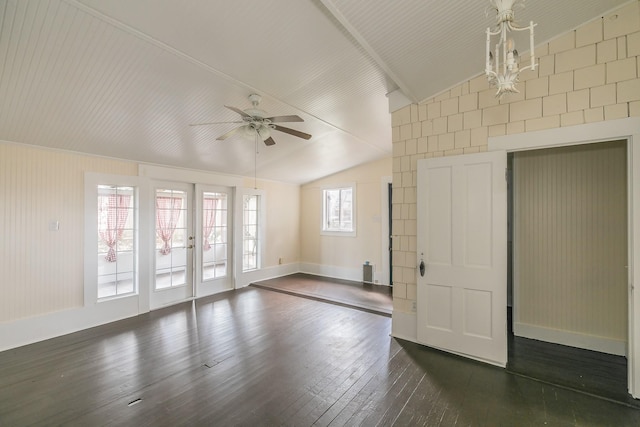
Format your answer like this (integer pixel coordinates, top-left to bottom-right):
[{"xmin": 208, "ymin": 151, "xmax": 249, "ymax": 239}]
[{"xmin": 190, "ymin": 94, "xmax": 312, "ymax": 146}]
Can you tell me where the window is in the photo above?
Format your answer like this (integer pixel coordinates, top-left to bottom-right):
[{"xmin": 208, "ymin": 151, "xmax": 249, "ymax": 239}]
[
  {"xmin": 154, "ymin": 189, "xmax": 188, "ymax": 289},
  {"xmin": 243, "ymin": 194, "xmax": 260, "ymax": 271},
  {"xmin": 322, "ymin": 185, "xmax": 355, "ymax": 236},
  {"xmin": 97, "ymin": 185, "xmax": 136, "ymax": 298},
  {"xmin": 202, "ymin": 191, "xmax": 228, "ymax": 280}
]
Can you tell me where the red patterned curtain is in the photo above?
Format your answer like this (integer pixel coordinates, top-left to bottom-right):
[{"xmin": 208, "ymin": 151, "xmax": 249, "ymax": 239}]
[
  {"xmin": 98, "ymin": 194, "xmax": 131, "ymax": 262},
  {"xmin": 156, "ymin": 196, "xmax": 182, "ymax": 255},
  {"xmin": 203, "ymin": 197, "xmax": 218, "ymax": 251}
]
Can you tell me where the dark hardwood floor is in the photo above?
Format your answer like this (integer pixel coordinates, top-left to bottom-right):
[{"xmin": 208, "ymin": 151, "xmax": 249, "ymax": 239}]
[
  {"xmin": 508, "ymin": 333, "xmax": 633, "ymax": 407},
  {"xmin": 1, "ymin": 287, "xmax": 639, "ymax": 426},
  {"xmin": 252, "ymin": 273, "xmax": 393, "ymax": 316}
]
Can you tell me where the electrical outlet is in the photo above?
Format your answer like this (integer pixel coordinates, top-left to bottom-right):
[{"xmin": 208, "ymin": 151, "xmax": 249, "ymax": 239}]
[
  {"xmin": 278, "ymin": 257, "xmax": 283, "ymax": 265},
  {"xmin": 411, "ymin": 301, "xmax": 417, "ymax": 312}
]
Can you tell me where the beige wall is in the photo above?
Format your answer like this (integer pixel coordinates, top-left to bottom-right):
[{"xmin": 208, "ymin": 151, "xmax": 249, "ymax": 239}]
[
  {"xmin": 300, "ymin": 157, "xmax": 391, "ymax": 282},
  {"xmin": 0, "ymin": 142, "xmax": 137, "ymax": 322},
  {"xmin": 243, "ymin": 178, "xmax": 301, "ymax": 268},
  {"xmin": 391, "ymin": 0, "xmax": 640, "ymax": 321},
  {"xmin": 1, "ymin": 142, "xmax": 302, "ymax": 324},
  {"xmin": 514, "ymin": 141, "xmax": 628, "ymax": 343}
]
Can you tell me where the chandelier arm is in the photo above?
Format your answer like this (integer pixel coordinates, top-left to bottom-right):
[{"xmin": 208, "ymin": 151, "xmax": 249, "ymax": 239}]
[
  {"xmin": 487, "ymin": 26, "xmax": 503, "ymax": 36},
  {"xmin": 506, "ymin": 21, "xmax": 534, "ymax": 32},
  {"xmin": 517, "ymin": 63, "xmax": 537, "ymax": 73}
]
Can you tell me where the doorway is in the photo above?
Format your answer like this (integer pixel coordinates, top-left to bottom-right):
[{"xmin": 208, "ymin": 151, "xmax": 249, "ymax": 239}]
[
  {"xmin": 507, "ymin": 140, "xmax": 631, "ymax": 404},
  {"xmin": 149, "ymin": 182, "xmax": 235, "ymax": 310},
  {"xmin": 388, "ymin": 182, "xmax": 393, "ymax": 287}
]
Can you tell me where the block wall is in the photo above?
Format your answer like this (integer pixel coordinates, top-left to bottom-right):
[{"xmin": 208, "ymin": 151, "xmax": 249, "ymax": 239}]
[{"xmin": 390, "ymin": 1, "xmax": 640, "ymax": 315}]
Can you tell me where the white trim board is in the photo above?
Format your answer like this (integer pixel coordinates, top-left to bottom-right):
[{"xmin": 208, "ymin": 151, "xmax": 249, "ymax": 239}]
[
  {"xmin": 138, "ymin": 164, "xmax": 243, "ymax": 187},
  {"xmin": 236, "ymin": 262, "xmax": 301, "ymax": 289},
  {"xmin": 0, "ymin": 297, "xmax": 140, "ymax": 353},
  {"xmin": 300, "ymin": 262, "xmax": 363, "ymax": 283},
  {"xmin": 514, "ymin": 323, "xmax": 626, "ymax": 356},
  {"xmin": 489, "ymin": 117, "xmax": 640, "ymax": 398},
  {"xmin": 391, "ymin": 311, "xmax": 417, "ymax": 343},
  {"xmin": 380, "ymin": 176, "xmax": 392, "ymax": 286},
  {"xmin": 488, "ymin": 118, "xmax": 640, "ymax": 152}
]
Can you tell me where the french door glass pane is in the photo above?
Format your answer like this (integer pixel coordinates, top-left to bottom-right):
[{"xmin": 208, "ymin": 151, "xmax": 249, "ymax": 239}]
[
  {"xmin": 203, "ymin": 192, "xmax": 228, "ymax": 281},
  {"xmin": 155, "ymin": 189, "xmax": 188, "ymax": 289},
  {"xmin": 96, "ymin": 185, "xmax": 136, "ymax": 299}
]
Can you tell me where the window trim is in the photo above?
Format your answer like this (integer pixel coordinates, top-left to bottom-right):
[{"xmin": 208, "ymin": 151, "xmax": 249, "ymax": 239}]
[
  {"xmin": 240, "ymin": 188, "xmax": 265, "ymax": 272},
  {"xmin": 321, "ymin": 183, "xmax": 356, "ymax": 237},
  {"xmin": 84, "ymin": 173, "xmax": 151, "ymax": 307}
]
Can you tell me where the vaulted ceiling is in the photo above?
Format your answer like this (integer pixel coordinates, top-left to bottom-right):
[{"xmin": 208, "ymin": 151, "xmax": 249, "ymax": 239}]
[{"xmin": 0, "ymin": 0, "xmax": 629, "ymax": 183}]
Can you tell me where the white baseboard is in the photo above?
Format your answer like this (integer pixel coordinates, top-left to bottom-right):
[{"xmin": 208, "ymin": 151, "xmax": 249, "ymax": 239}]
[
  {"xmin": 0, "ymin": 296, "xmax": 140, "ymax": 353},
  {"xmin": 391, "ymin": 311, "xmax": 417, "ymax": 343},
  {"xmin": 236, "ymin": 262, "xmax": 301, "ymax": 288},
  {"xmin": 299, "ymin": 262, "xmax": 363, "ymax": 283},
  {"xmin": 514, "ymin": 322, "xmax": 627, "ymax": 356}
]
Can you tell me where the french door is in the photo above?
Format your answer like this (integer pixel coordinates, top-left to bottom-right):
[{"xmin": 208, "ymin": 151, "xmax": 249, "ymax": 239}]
[
  {"xmin": 195, "ymin": 184, "xmax": 234, "ymax": 296},
  {"xmin": 149, "ymin": 182, "xmax": 235, "ymax": 309},
  {"xmin": 150, "ymin": 182, "xmax": 194, "ymax": 309},
  {"xmin": 416, "ymin": 151, "xmax": 507, "ymax": 367}
]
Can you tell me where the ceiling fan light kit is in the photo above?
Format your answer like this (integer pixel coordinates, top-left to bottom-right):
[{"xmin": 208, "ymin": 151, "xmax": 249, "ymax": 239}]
[
  {"xmin": 485, "ymin": 0, "xmax": 537, "ymax": 98},
  {"xmin": 190, "ymin": 94, "xmax": 311, "ymax": 146}
]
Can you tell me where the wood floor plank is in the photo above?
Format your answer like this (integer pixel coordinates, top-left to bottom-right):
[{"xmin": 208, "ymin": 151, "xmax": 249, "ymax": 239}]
[{"xmin": 2, "ymin": 286, "xmax": 640, "ymax": 426}]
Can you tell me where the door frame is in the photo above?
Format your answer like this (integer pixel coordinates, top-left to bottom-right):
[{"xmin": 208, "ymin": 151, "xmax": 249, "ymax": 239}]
[
  {"xmin": 381, "ymin": 176, "xmax": 393, "ymax": 286},
  {"xmin": 138, "ymin": 164, "xmax": 244, "ymax": 296},
  {"xmin": 489, "ymin": 117, "xmax": 640, "ymax": 398},
  {"xmin": 195, "ymin": 184, "xmax": 235, "ymax": 297},
  {"xmin": 150, "ymin": 181, "xmax": 195, "ymax": 310}
]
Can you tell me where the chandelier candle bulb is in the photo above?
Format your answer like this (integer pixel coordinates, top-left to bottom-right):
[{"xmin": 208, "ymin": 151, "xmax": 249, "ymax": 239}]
[
  {"xmin": 486, "ymin": 29, "xmax": 491, "ymax": 73},
  {"xmin": 529, "ymin": 21, "xmax": 536, "ymax": 71}
]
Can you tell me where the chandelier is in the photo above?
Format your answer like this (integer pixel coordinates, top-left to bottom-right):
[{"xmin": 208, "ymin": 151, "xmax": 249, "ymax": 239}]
[{"xmin": 485, "ymin": 0, "xmax": 537, "ymax": 98}]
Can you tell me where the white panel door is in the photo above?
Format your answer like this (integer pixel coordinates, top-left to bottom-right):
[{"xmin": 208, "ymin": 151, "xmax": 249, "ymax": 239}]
[
  {"xmin": 416, "ymin": 151, "xmax": 507, "ymax": 366},
  {"xmin": 195, "ymin": 184, "xmax": 234, "ymax": 297}
]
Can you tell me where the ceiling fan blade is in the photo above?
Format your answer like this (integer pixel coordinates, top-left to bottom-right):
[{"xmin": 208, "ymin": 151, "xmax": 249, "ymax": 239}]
[
  {"xmin": 189, "ymin": 121, "xmax": 243, "ymax": 126},
  {"xmin": 225, "ymin": 105, "xmax": 252, "ymax": 118},
  {"xmin": 273, "ymin": 125, "xmax": 312, "ymax": 140},
  {"xmin": 263, "ymin": 137, "xmax": 276, "ymax": 146},
  {"xmin": 216, "ymin": 127, "xmax": 240, "ymax": 141},
  {"xmin": 266, "ymin": 115, "xmax": 304, "ymax": 123}
]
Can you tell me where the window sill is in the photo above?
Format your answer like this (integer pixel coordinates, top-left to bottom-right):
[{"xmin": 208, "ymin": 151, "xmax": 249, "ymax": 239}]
[
  {"xmin": 97, "ymin": 292, "xmax": 137, "ymax": 304},
  {"xmin": 320, "ymin": 229, "xmax": 356, "ymax": 237}
]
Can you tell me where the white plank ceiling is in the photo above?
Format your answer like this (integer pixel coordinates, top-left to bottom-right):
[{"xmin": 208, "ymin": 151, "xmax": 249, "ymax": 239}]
[{"xmin": 0, "ymin": 0, "xmax": 630, "ymax": 183}]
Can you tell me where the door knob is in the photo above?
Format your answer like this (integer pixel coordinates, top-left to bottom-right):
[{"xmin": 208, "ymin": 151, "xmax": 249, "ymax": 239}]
[{"xmin": 419, "ymin": 260, "xmax": 425, "ymax": 277}]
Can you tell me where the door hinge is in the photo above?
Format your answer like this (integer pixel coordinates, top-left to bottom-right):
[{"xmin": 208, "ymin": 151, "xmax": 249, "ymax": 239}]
[{"xmin": 505, "ymin": 168, "xmax": 508, "ymax": 181}]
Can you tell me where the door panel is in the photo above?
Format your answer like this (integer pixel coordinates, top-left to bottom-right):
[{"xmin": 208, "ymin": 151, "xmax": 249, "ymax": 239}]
[
  {"xmin": 196, "ymin": 185, "xmax": 233, "ymax": 296},
  {"xmin": 417, "ymin": 151, "xmax": 507, "ymax": 367},
  {"xmin": 151, "ymin": 183, "xmax": 194, "ymax": 309}
]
